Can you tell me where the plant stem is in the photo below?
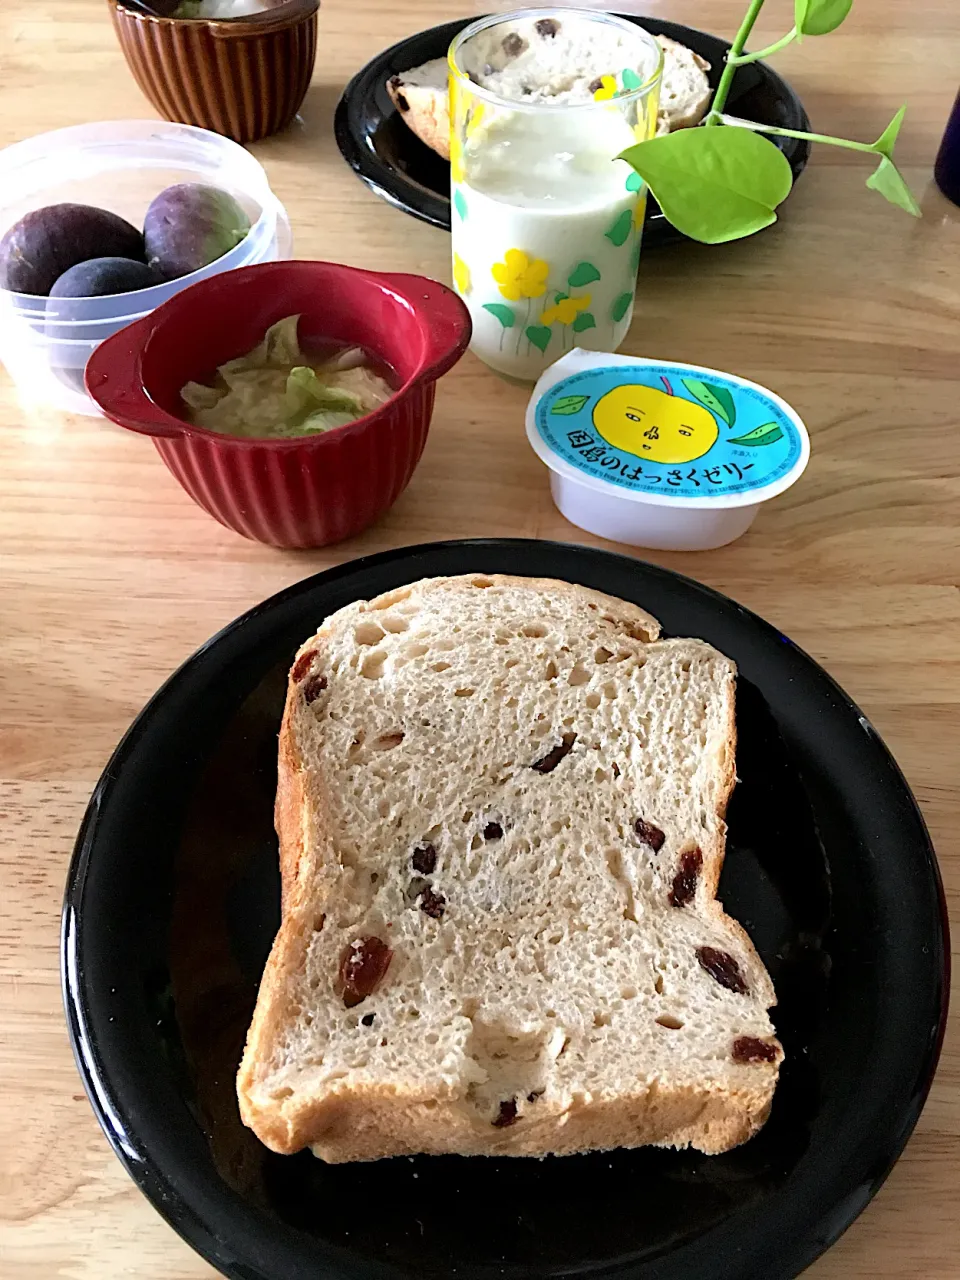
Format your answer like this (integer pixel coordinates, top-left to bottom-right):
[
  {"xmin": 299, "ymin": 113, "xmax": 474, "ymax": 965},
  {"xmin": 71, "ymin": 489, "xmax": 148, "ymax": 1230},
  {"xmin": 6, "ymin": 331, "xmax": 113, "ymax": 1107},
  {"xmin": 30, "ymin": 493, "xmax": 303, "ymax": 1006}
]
[
  {"xmin": 718, "ymin": 113, "xmax": 878, "ymax": 152},
  {"xmin": 728, "ymin": 26, "xmax": 797, "ymax": 64},
  {"xmin": 707, "ymin": 0, "xmax": 768, "ymax": 124}
]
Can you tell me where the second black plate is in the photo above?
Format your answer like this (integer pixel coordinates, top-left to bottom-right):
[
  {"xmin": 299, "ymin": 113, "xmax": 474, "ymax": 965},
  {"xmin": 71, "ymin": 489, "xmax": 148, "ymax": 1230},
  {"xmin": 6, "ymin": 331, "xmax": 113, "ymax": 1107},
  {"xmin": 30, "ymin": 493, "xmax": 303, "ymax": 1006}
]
[
  {"xmin": 334, "ymin": 16, "xmax": 812, "ymax": 244},
  {"xmin": 63, "ymin": 540, "xmax": 947, "ymax": 1280}
]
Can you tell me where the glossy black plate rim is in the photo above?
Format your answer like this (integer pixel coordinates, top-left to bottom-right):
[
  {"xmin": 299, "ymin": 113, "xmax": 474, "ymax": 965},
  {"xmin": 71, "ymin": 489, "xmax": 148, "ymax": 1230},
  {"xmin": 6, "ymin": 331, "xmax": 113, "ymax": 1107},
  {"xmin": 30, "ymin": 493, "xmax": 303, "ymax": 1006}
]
[
  {"xmin": 333, "ymin": 16, "xmax": 811, "ymax": 240},
  {"xmin": 62, "ymin": 538, "xmax": 949, "ymax": 1280}
]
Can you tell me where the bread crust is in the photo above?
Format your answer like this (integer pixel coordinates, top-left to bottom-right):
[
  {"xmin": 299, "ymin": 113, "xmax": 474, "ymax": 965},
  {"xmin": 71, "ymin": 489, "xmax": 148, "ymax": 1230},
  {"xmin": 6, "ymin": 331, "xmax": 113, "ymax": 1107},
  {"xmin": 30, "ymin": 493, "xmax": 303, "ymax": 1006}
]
[
  {"xmin": 387, "ymin": 70, "xmax": 450, "ymax": 160},
  {"xmin": 237, "ymin": 575, "xmax": 781, "ymax": 1161},
  {"xmin": 655, "ymin": 35, "xmax": 712, "ymax": 133}
]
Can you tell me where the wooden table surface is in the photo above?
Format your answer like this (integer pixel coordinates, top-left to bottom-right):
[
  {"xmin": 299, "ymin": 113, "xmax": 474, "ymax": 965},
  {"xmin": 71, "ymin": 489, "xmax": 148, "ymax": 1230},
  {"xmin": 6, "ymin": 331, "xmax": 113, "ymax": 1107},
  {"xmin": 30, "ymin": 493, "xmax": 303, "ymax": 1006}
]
[{"xmin": 2, "ymin": 0, "xmax": 959, "ymax": 1275}]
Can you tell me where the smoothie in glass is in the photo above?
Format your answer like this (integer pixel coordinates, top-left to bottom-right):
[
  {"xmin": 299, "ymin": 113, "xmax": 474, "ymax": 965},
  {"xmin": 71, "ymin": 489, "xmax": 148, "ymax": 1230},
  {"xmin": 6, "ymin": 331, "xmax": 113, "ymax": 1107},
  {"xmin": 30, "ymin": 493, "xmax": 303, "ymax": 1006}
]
[{"xmin": 448, "ymin": 9, "xmax": 662, "ymax": 381}]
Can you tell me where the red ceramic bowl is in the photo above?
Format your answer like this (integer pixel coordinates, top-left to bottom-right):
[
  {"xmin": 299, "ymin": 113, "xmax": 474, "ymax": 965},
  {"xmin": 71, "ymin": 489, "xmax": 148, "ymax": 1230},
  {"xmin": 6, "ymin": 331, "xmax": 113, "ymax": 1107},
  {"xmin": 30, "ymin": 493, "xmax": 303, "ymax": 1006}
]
[{"xmin": 85, "ymin": 261, "xmax": 471, "ymax": 548}]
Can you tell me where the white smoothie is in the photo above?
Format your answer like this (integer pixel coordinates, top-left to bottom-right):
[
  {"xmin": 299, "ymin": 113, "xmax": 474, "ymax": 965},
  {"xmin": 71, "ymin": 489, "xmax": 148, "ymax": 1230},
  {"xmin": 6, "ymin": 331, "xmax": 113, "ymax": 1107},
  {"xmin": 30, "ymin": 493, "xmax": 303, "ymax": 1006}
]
[{"xmin": 451, "ymin": 107, "xmax": 644, "ymax": 380}]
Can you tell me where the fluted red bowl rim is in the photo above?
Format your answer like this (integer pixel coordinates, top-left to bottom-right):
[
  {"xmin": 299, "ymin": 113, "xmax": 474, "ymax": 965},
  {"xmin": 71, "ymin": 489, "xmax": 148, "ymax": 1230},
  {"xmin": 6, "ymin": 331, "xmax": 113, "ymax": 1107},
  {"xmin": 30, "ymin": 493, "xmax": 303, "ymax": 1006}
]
[{"xmin": 85, "ymin": 259, "xmax": 471, "ymax": 450}]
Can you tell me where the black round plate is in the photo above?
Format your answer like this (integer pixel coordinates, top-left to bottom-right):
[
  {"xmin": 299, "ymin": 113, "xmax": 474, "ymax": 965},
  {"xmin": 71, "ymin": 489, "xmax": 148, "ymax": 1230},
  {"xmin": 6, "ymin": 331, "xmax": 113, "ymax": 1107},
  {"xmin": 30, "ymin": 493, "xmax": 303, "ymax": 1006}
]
[
  {"xmin": 63, "ymin": 539, "xmax": 947, "ymax": 1280},
  {"xmin": 334, "ymin": 17, "xmax": 812, "ymax": 244}
]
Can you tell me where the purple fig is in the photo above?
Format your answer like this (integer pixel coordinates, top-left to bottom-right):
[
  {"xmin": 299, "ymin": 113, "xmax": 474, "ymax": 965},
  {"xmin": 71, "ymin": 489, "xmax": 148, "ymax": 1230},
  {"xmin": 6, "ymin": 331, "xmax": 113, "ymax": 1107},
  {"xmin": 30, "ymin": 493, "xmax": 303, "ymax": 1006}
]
[
  {"xmin": 143, "ymin": 183, "xmax": 251, "ymax": 281},
  {"xmin": 0, "ymin": 204, "xmax": 145, "ymax": 296},
  {"xmin": 50, "ymin": 257, "xmax": 159, "ymax": 299}
]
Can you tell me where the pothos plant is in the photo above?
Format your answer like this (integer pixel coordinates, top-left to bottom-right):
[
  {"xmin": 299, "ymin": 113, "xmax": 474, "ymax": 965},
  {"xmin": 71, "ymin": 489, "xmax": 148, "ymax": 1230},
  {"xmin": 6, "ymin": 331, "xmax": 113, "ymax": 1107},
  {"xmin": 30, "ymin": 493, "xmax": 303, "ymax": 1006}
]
[{"xmin": 621, "ymin": 0, "xmax": 920, "ymax": 243}]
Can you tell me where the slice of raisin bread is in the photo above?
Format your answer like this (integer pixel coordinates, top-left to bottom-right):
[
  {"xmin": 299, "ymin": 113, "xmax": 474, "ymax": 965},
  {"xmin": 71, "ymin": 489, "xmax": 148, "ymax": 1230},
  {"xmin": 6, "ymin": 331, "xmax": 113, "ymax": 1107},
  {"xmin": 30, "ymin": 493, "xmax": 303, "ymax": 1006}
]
[{"xmin": 237, "ymin": 574, "xmax": 782, "ymax": 1162}]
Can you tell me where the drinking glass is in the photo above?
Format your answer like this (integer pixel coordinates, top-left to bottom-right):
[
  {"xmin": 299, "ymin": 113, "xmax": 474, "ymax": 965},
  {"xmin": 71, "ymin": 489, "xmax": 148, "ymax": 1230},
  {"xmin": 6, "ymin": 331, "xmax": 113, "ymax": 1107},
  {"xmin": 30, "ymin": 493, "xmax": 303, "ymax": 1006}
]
[{"xmin": 449, "ymin": 8, "xmax": 662, "ymax": 381}]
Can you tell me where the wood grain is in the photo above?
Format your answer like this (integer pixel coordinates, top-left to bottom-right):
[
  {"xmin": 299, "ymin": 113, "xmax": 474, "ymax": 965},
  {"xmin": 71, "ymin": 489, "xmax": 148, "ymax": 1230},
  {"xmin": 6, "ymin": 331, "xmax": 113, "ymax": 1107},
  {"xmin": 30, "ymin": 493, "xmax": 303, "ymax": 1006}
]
[{"xmin": 1, "ymin": 0, "xmax": 959, "ymax": 1276}]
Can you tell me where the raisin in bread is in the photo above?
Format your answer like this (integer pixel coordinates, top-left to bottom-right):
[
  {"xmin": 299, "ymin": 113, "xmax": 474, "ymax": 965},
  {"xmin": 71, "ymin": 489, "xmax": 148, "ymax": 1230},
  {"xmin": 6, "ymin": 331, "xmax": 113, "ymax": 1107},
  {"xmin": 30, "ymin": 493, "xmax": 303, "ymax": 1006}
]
[{"xmin": 237, "ymin": 574, "xmax": 782, "ymax": 1162}]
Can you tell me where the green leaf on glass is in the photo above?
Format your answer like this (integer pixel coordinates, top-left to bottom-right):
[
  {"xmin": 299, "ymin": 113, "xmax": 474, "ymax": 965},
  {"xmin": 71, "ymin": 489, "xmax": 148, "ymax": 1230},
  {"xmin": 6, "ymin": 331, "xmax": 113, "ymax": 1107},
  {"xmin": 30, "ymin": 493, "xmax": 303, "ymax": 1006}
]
[
  {"xmin": 572, "ymin": 312, "xmax": 597, "ymax": 333},
  {"xmin": 567, "ymin": 262, "xmax": 601, "ymax": 288},
  {"xmin": 620, "ymin": 126, "xmax": 793, "ymax": 244},
  {"xmin": 526, "ymin": 325, "xmax": 552, "ymax": 352},
  {"xmin": 605, "ymin": 209, "xmax": 633, "ymax": 246},
  {"xmin": 482, "ymin": 303, "xmax": 515, "ymax": 328},
  {"xmin": 611, "ymin": 291, "xmax": 633, "ymax": 323}
]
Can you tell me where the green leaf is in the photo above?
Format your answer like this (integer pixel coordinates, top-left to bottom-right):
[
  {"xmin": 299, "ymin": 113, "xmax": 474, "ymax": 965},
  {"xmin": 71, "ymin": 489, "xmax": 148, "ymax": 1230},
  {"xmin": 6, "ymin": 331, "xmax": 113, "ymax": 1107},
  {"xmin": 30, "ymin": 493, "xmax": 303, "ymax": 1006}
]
[
  {"xmin": 605, "ymin": 208, "xmax": 633, "ymax": 246},
  {"xmin": 872, "ymin": 105, "xmax": 907, "ymax": 160},
  {"xmin": 728, "ymin": 422, "xmax": 784, "ymax": 446},
  {"xmin": 611, "ymin": 291, "xmax": 633, "ymax": 323},
  {"xmin": 795, "ymin": 0, "xmax": 853, "ymax": 35},
  {"xmin": 620, "ymin": 127, "xmax": 793, "ymax": 244},
  {"xmin": 554, "ymin": 291, "xmax": 568, "ymax": 303},
  {"xmin": 625, "ymin": 171, "xmax": 643, "ymax": 193},
  {"xmin": 567, "ymin": 261, "xmax": 601, "ymax": 287},
  {"xmin": 572, "ymin": 311, "xmax": 596, "ymax": 333},
  {"xmin": 453, "ymin": 189, "xmax": 468, "ymax": 220},
  {"xmin": 526, "ymin": 324, "xmax": 552, "ymax": 353},
  {"xmin": 681, "ymin": 378, "xmax": 736, "ymax": 427},
  {"xmin": 621, "ymin": 67, "xmax": 643, "ymax": 91},
  {"xmin": 866, "ymin": 155, "xmax": 921, "ymax": 216},
  {"xmin": 482, "ymin": 302, "xmax": 515, "ymax": 328},
  {"xmin": 551, "ymin": 394, "xmax": 590, "ymax": 416}
]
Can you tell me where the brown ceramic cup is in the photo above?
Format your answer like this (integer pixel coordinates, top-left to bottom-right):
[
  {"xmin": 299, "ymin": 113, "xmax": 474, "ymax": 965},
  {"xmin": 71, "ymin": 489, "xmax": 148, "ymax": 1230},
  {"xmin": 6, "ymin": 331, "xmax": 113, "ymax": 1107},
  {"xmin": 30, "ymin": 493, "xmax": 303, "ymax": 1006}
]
[{"xmin": 108, "ymin": 0, "xmax": 319, "ymax": 145}]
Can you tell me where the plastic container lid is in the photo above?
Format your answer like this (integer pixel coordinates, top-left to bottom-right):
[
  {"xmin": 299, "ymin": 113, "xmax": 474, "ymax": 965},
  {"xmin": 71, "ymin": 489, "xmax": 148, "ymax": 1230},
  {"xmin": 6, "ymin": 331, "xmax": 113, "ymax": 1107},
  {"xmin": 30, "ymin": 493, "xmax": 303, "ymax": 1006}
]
[
  {"xmin": 526, "ymin": 349, "xmax": 810, "ymax": 550},
  {"xmin": 0, "ymin": 120, "xmax": 292, "ymax": 416}
]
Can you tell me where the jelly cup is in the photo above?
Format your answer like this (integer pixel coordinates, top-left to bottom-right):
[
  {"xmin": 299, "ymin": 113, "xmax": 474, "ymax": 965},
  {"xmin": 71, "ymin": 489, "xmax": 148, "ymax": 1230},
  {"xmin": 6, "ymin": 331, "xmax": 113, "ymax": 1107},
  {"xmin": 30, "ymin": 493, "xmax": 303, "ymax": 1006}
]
[
  {"xmin": 85, "ymin": 260, "xmax": 472, "ymax": 549},
  {"xmin": 526, "ymin": 349, "xmax": 810, "ymax": 551}
]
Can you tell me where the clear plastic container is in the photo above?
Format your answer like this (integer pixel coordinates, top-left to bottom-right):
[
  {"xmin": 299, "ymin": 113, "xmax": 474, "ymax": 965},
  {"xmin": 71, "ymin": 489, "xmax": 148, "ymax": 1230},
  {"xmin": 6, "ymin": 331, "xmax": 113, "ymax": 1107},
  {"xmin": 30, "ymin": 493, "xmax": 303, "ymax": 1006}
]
[{"xmin": 0, "ymin": 120, "xmax": 292, "ymax": 416}]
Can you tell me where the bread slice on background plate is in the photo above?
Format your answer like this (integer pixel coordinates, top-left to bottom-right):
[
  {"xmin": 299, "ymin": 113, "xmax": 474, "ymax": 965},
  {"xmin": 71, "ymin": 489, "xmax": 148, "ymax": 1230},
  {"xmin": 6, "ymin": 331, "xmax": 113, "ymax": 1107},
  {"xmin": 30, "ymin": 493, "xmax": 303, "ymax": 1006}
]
[
  {"xmin": 387, "ymin": 58, "xmax": 451, "ymax": 159},
  {"xmin": 654, "ymin": 35, "xmax": 712, "ymax": 134},
  {"xmin": 237, "ymin": 574, "xmax": 782, "ymax": 1163},
  {"xmin": 386, "ymin": 35, "xmax": 712, "ymax": 160}
]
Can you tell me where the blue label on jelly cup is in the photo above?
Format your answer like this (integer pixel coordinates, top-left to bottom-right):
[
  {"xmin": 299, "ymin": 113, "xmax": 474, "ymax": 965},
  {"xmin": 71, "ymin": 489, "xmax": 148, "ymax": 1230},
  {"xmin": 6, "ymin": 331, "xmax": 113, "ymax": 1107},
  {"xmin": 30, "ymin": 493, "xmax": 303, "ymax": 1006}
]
[{"xmin": 535, "ymin": 364, "xmax": 803, "ymax": 499}]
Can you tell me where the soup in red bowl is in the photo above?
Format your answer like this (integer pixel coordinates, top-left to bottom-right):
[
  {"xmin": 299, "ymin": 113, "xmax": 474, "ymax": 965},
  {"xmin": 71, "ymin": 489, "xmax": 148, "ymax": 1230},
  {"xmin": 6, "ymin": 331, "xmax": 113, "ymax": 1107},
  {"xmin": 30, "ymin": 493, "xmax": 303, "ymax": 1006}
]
[{"xmin": 85, "ymin": 259, "xmax": 471, "ymax": 547}]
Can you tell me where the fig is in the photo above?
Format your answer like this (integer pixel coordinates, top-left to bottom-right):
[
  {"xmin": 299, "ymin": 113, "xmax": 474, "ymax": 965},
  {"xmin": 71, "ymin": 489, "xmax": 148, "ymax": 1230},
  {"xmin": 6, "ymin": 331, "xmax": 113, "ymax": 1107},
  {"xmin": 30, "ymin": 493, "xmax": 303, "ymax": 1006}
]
[
  {"xmin": 50, "ymin": 257, "xmax": 159, "ymax": 299},
  {"xmin": 143, "ymin": 184, "xmax": 251, "ymax": 282},
  {"xmin": 0, "ymin": 204, "xmax": 144, "ymax": 296}
]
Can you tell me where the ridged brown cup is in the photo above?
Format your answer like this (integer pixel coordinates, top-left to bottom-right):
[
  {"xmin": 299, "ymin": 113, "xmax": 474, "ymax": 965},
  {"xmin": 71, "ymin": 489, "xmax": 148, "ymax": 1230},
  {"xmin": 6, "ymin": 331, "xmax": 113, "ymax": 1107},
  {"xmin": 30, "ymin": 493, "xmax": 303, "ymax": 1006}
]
[{"xmin": 108, "ymin": 0, "xmax": 319, "ymax": 145}]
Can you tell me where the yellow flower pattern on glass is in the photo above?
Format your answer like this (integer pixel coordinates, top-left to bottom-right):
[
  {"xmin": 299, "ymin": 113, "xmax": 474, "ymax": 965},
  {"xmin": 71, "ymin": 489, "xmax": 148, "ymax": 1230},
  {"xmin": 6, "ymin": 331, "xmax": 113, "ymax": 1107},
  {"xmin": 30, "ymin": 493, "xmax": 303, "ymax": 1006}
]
[
  {"xmin": 491, "ymin": 249, "xmax": 550, "ymax": 301},
  {"xmin": 592, "ymin": 74, "xmax": 618, "ymax": 102},
  {"xmin": 632, "ymin": 193, "xmax": 647, "ymax": 230},
  {"xmin": 633, "ymin": 93, "xmax": 660, "ymax": 143},
  {"xmin": 541, "ymin": 293, "xmax": 592, "ymax": 326},
  {"xmin": 452, "ymin": 253, "xmax": 471, "ymax": 296}
]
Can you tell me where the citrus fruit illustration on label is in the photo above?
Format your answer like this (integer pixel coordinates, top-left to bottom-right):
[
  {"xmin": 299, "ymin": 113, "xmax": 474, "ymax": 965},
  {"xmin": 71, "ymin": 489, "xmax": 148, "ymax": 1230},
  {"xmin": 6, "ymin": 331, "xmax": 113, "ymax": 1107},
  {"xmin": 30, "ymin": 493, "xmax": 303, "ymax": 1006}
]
[
  {"xmin": 592, "ymin": 375, "xmax": 719, "ymax": 465},
  {"xmin": 535, "ymin": 359, "xmax": 807, "ymax": 504}
]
